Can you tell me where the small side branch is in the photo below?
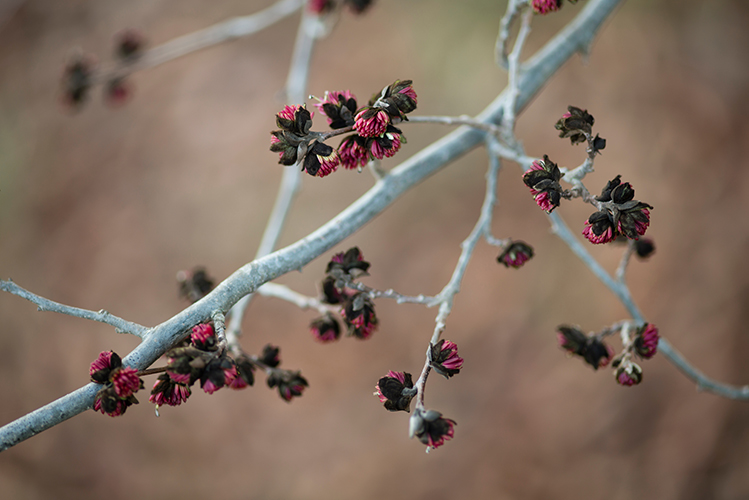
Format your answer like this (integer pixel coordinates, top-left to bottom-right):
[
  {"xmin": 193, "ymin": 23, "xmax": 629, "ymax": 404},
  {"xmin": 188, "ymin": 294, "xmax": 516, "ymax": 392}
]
[
  {"xmin": 92, "ymin": 0, "xmax": 305, "ymax": 83},
  {"xmin": 0, "ymin": 280, "xmax": 149, "ymax": 338}
]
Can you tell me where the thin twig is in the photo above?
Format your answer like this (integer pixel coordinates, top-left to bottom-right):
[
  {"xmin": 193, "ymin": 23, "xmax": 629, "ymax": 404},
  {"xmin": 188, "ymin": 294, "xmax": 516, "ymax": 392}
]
[
  {"xmin": 495, "ymin": 0, "xmax": 524, "ymax": 70},
  {"xmin": 615, "ymin": 239, "xmax": 636, "ymax": 283},
  {"xmin": 502, "ymin": 6, "xmax": 533, "ymax": 140},
  {"xmin": 256, "ymin": 282, "xmax": 337, "ymax": 315},
  {"xmin": 0, "ymin": 280, "xmax": 149, "ymax": 338},
  {"xmin": 226, "ymin": 9, "xmax": 322, "ymax": 347},
  {"xmin": 407, "ymin": 115, "xmax": 501, "ymax": 136},
  {"xmin": 91, "ymin": 0, "xmax": 304, "ymax": 84},
  {"xmin": 414, "ymin": 138, "xmax": 503, "ymax": 409}
]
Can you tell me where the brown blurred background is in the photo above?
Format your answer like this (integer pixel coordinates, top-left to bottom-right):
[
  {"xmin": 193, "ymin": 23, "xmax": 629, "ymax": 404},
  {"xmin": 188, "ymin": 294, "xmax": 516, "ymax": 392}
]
[{"xmin": 2, "ymin": 0, "xmax": 749, "ymax": 498}]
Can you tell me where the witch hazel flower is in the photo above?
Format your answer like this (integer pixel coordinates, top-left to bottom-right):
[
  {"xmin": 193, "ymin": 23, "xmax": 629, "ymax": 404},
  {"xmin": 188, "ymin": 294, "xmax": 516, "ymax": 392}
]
[
  {"xmin": 497, "ymin": 241, "xmax": 534, "ymax": 269},
  {"xmin": 353, "ymin": 107, "xmax": 390, "ymax": 137},
  {"xmin": 375, "ymin": 371, "xmax": 415, "ymax": 412},
  {"xmin": 303, "ymin": 142, "xmax": 340, "ymax": 177},
  {"xmin": 532, "ymin": 0, "xmax": 563, "ymax": 14},
  {"xmin": 267, "ymin": 370, "xmax": 308, "ymax": 402},
  {"xmin": 615, "ymin": 360, "xmax": 643, "ymax": 386},
  {"xmin": 583, "ymin": 211, "xmax": 617, "ymax": 244},
  {"xmin": 338, "ymin": 135, "xmax": 370, "ymax": 169},
  {"xmin": 368, "ymin": 126, "xmax": 403, "ymax": 160},
  {"xmin": 111, "ymin": 367, "xmax": 143, "ymax": 398},
  {"xmin": 314, "ymin": 90, "xmax": 358, "ymax": 129},
  {"xmin": 409, "ymin": 408, "xmax": 456, "ymax": 450},
  {"xmin": 557, "ymin": 325, "xmax": 614, "ymax": 370},
  {"xmin": 149, "ymin": 373, "xmax": 191, "ymax": 407},
  {"xmin": 342, "ymin": 292, "xmax": 378, "ymax": 339},
  {"xmin": 310, "ymin": 313, "xmax": 341, "ymax": 343},
  {"xmin": 522, "ymin": 155, "xmax": 563, "ymax": 213},
  {"xmin": 429, "ymin": 340, "xmax": 464, "ymax": 379},
  {"xmin": 634, "ymin": 323, "xmax": 659, "ymax": 359}
]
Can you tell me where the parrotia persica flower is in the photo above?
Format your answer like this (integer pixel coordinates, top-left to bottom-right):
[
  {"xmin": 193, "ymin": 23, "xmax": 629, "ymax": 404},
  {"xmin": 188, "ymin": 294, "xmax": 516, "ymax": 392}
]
[
  {"xmin": 114, "ymin": 28, "xmax": 146, "ymax": 60},
  {"xmin": 89, "ymin": 350, "xmax": 144, "ymax": 417},
  {"xmin": 269, "ymin": 104, "xmax": 314, "ymax": 166},
  {"xmin": 310, "ymin": 313, "xmax": 341, "ymax": 343},
  {"xmin": 315, "ymin": 90, "xmax": 358, "ymax": 129},
  {"xmin": 497, "ymin": 240, "xmax": 534, "ymax": 268},
  {"xmin": 260, "ymin": 344, "xmax": 281, "ymax": 368},
  {"xmin": 555, "ymin": 105, "xmax": 593, "ymax": 145},
  {"xmin": 532, "ymin": 0, "xmax": 563, "ymax": 15},
  {"xmin": 326, "ymin": 246, "xmax": 371, "ymax": 279},
  {"xmin": 308, "ymin": 0, "xmax": 375, "ymax": 15},
  {"xmin": 267, "ymin": 370, "xmax": 308, "ymax": 402},
  {"xmin": 409, "ymin": 409, "xmax": 456, "ymax": 450},
  {"xmin": 149, "ymin": 373, "xmax": 191, "ymax": 407},
  {"xmin": 522, "ymin": 155, "xmax": 563, "ymax": 213},
  {"xmin": 375, "ymin": 371, "xmax": 415, "ymax": 412},
  {"xmin": 303, "ymin": 141, "xmax": 340, "ymax": 177},
  {"xmin": 61, "ymin": 53, "xmax": 96, "ymax": 109},
  {"xmin": 615, "ymin": 360, "xmax": 643, "ymax": 386},
  {"xmin": 634, "ymin": 238, "xmax": 655, "ymax": 259},
  {"xmin": 190, "ymin": 323, "xmax": 217, "ymax": 351},
  {"xmin": 342, "ymin": 292, "xmax": 378, "ymax": 339},
  {"xmin": 429, "ymin": 340, "xmax": 464, "ymax": 379},
  {"xmin": 584, "ymin": 175, "xmax": 653, "ymax": 244},
  {"xmin": 557, "ymin": 325, "xmax": 614, "ymax": 370},
  {"xmin": 634, "ymin": 323, "xmax": 659, "ymax": 359},
  {"xmin": 177, "ymin": 266, "xmax": 215, "ymax": 303}
]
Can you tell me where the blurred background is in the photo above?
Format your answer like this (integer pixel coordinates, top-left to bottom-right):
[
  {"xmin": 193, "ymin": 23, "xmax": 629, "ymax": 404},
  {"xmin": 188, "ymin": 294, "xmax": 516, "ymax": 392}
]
[{"xmin": 1, "ymin": 0, "xmax": 749, "ymax": 498}]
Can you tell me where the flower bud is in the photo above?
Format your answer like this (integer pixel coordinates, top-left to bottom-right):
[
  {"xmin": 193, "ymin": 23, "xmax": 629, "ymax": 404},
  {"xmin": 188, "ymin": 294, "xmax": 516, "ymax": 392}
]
[
  {"xmin": 375, "ymin": 371, "xmax": 415, "ymax": 412},
  {"xmin": 429, "ymin": 340, "xmax": 464, "ymax": 379},
  {"xmin": 497, "ymin": 241, "xmax": 534, "ymax": 268},
  {"xmin": 522, "ymin": 155, "xmax": 563, "ymax": 213},
  {"xmin": 634, "ymin": 323, "xmax": 659, "ymax": 359},
  {"xmin": 554, "ymin": 105, "xmax": 594, "ymax": 144}
]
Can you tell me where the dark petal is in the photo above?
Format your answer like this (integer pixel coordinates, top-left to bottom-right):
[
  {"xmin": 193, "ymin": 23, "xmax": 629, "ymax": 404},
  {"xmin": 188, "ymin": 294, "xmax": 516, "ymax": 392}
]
[
  {"xmin": 279, "ymin": 147, "xmax": 298, "ymax": 166},
  {"xmin": 583, "ymin": 339, "xmax": 611, "ymax": 370},
  {"xmin": 523, "ymin": 169, "xmax": 552, "ymax": 188},
  {"xmin": 303, "ymin": 153, "xmax": 321, "ymax": 176},
  {"xmin": 635, "ymin": 238, "xmax": 655, "ymax": 258},
  {"xmin": 261, "ymin": 345, "xmax": 281, "ymax": 368},
  {"xmin": 276, "ymin": 116, "xmax": 295, "ymax": 131},
  {"xmin": 611, "ymin": 182, "xmax": 635, "ymax": 204},
  {"xmin": 592, "ymin": 134, "xmax": 606, "ymax": 152},
  {"xmin": 596, "ymin": 175, "xmax": 622, "ymax": 202},
  {"xmin": 558, "ymin": 325, "xmax": 588, "ymax": 355}
]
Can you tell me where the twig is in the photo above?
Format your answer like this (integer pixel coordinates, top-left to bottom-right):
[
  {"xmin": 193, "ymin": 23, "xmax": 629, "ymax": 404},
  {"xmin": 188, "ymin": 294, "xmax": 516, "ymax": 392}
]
[
  {"xmin": 0, "ymin": 280, "xmax": 149, "ymax": 338},
  {"xmin": 225, "ymin": 9, "xmax": 322, "ymax": 347},
  {"xmin": 0, "ymin": 0, "xmax": 627, "ymax": 451},
  {"xmin": 92, "ymin": 0, "xmax": 305, "ymax": 84},
  {"xmin": 502, "ymin": 6, "xmax": 533, "ymax": 140},
  {"xmin": 615, "ymin": 239, "xmax": 636, "ymax": 283},
  {"xmin": 256, "ymin": 282, "xmax": 338, "ymax": 315},
  {"xmin": 407, "ymin": 115, "xmax": 501, "ymax": 136},
  {"xmin": 495, "ymin": 0, "xmax": 524, "ymax": 70},
  {"xmin": 414, "ymin": 138, "xmax": 503, "ymax": 409}
]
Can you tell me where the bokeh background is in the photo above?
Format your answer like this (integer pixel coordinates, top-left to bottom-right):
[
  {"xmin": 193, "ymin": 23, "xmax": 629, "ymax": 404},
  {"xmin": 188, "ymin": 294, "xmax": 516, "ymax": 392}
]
[{"xmin": 2, "ymin": 0, "xmax": 749, "ymax": 498}]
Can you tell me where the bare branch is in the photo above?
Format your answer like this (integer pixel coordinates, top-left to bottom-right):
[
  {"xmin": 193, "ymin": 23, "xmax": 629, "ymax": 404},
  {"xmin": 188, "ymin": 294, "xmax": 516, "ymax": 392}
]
[
  {"xmin": 0, "ymin": 0, "xmax": 626, "ymax": 451},
  {"xmin": 0, "ymin": 280, "xmax": 149, "ymax": 338}
]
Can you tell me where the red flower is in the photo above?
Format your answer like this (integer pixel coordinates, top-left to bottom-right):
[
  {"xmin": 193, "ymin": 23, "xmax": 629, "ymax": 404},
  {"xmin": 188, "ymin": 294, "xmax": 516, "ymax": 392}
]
[
  {"xmin": 634, "ymin": 323, "xmax": 659, "ymax": 359},
  {"xmin": 111, "ymin": 367, "xmax": 143, "ymax": 398},
  {"xmin": 353, "ymin": 108, "xmax": 390, "ymax": 137}
]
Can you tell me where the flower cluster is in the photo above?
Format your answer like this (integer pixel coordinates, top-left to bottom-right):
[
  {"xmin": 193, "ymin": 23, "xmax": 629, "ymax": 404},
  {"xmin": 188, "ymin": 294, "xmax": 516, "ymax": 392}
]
[
  {"xmin": 90, "ymin": 351, "xmax": 144, "ymax": 417},
  {"xmin": 269, "ymin": 80, "xmax": 416, "ymax": 177},
  {"xmin": 583, "ymin": 175, "xmax": 652, "ymax": 244},
  {"xmin": 554, "ymin": 105, "xmax": 594, "ymax": 145},
  {"xmin": 497, "ymin": 240, "xmax": 535, "ymax": 269},
  {"xmin": 558, "ymin": 323, "xmax": 660, "ymax": 387},
  {"xmin": 531, "ymin": 0, "xmax": 578, "ymax": 15},
  {"xmin": 522, "ymin": 155, "xmax": 563, "ymax": 213},
  {"xmin": 61, "ymin": 29, "xmax": 147, "ymax": 110},
  {"xmin": 557, "ymin": 325, "xmax": 614, "ymax": 370},
  {"xmin": 162, "ymin": 323, "xmax": 254, "ymax": 398},
  {"xmin": 309, "ymin": 247, "xmax": 378, "ymax": 341}
]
